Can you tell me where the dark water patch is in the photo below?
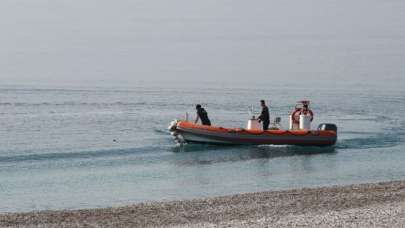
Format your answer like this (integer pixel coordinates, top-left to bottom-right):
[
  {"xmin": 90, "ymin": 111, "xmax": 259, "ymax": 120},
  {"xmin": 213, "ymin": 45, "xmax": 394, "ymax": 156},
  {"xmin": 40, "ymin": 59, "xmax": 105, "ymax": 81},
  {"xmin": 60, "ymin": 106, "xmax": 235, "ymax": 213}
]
[
  {"xmin": 337, "ymin": 133, "xmax": 400, "ymax": 150},
  {"xmin": 382, "ymin": 125, "xmax": 405, "ymax": 133},
  {"xmin": 0, "ymin": 146, "xmax": 165, "ymax": 164}
]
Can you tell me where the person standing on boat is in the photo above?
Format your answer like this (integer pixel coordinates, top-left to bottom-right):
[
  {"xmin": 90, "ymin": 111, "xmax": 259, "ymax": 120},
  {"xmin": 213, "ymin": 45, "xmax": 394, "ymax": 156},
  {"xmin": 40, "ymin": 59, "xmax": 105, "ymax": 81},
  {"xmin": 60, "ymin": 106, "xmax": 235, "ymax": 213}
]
[
  {"xmin": 195, "ymin": 104, "xmax": 211, "ymax": 126},
  {"xmin": 258, "ymin": 100, "xmax": 270, "ymax": 130}
]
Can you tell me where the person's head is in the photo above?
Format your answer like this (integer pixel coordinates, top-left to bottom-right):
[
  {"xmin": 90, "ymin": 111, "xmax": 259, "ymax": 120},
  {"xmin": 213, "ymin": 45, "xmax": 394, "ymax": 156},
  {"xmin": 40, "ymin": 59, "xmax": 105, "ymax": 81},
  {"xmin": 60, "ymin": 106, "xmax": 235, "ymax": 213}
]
[
  {"xmin": 196, "ymin": 104, "xmax": 202, "ymax": 110},
  {"xmin": 260, "ymin": 100, "xmax": 266, "ymax": 107}
]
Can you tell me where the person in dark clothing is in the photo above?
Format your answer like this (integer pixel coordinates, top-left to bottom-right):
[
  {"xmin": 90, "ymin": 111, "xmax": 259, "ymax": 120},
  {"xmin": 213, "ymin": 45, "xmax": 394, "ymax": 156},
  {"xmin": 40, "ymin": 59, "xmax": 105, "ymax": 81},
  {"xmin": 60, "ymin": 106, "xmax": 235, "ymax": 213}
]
[
  {"xmin": 258, "ymin": 100, "xmax": 270, "ymax": 130},
  {"xmin": 195, "ymin": 104, "xmax": 211, "ymax": 126}
]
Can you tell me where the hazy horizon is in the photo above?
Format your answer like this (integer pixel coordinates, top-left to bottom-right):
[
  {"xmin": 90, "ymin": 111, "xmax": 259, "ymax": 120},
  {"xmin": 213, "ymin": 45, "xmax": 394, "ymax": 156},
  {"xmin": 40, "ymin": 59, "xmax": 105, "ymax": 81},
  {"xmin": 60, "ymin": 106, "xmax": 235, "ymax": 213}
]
[{"xmin": 1, "ymin": 0, "xmax": 404, "ymax": 88}]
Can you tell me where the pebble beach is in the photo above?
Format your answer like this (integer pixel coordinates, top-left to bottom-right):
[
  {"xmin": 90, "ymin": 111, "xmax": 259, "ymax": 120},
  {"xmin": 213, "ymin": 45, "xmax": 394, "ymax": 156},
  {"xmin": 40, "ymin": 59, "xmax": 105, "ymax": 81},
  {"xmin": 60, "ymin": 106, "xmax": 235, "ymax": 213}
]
[
  {"xmin": 2, "ymin": 180, "xmax": 405, "ymax": 228},
  {"xmin": 2, "ymin": 0, "xmax": 405, "ymax": 227}
]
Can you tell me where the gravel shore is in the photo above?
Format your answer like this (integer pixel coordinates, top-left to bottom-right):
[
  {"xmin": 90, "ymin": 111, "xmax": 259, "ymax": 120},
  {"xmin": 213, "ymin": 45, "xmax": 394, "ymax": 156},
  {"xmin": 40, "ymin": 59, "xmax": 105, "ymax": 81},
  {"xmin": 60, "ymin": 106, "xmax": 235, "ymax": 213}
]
[{"xmin": 2, "ymin": 181, "xmax": 405, "ymax": 228}]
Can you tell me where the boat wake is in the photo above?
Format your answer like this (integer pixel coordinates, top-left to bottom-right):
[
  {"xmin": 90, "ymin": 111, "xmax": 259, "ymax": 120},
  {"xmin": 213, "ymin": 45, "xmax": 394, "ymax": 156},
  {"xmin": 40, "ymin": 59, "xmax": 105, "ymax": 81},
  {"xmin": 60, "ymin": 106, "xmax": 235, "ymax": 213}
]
[
  {"xmin": 337, "ymin": 125, "xmax": 403, "ymax": 150},
  {"xmin": 0, "ymin": 146, "xmax": 165, "ymax": 164}
]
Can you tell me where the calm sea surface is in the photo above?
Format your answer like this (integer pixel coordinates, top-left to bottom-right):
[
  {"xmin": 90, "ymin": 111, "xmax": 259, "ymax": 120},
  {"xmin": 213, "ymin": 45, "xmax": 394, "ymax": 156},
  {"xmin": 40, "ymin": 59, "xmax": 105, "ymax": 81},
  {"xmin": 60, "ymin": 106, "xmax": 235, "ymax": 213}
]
[
  {"xmin": 1, "ymin": 0, "xmax": 405, "ymax": 213},
  {"xmin": 0, "ymin": 83, "xmax": 404, "ymax": 212}
]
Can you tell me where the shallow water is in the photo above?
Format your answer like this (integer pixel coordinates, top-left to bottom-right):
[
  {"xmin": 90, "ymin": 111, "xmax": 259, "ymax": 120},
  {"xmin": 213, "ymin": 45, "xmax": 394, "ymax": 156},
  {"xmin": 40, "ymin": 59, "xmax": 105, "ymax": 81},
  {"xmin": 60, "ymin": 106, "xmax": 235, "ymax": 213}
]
[{"xmin": 0, "ymin": 83, "xmax": 404, "ymax": 212}]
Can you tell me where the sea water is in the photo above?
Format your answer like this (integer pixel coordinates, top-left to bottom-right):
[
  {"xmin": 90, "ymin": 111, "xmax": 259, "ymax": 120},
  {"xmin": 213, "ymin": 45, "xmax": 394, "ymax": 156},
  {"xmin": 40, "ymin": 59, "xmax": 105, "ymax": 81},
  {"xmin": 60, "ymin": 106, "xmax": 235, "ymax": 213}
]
[
  {"xmin": 1, "ymin": 0, "xmax": 405, "ymax": 213},
  {"xmin": 0, "ymin": 83, "xmax": 404, "ymax": 212}
]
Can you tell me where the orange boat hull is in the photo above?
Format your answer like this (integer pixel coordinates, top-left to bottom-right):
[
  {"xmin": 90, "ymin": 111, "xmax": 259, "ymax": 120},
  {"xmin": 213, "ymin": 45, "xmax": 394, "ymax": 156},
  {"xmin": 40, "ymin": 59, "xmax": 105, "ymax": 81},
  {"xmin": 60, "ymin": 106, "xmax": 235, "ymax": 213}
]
[{"xmin": 170, "ymin": 121, "xmax": 337, "ymax": 146}]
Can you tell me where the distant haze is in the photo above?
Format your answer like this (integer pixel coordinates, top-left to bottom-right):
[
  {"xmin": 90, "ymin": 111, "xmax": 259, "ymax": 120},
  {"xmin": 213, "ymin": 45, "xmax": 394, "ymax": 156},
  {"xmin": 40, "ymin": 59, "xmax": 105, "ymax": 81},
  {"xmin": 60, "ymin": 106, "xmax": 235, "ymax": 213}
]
[{"xmin": 1, "ymin": 0, "xmax": 404, "ymax": 88}]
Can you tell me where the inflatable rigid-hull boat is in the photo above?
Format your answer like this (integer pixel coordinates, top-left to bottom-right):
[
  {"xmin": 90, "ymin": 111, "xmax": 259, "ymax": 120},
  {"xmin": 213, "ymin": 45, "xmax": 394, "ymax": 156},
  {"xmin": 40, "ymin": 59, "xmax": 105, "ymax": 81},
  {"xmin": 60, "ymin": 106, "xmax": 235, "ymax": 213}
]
[{"xmin": 169, "ymin": 121, "xmax": 337, "ymax": 146}]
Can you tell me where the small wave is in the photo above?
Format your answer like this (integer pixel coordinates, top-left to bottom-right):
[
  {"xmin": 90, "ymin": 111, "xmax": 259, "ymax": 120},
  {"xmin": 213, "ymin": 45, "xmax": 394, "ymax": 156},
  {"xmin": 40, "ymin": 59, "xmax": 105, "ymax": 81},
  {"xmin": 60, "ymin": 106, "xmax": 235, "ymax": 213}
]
[
  {"xmin": 337, "ymin": 116, "xmax": 392, "ymax": 122},
  {"xmin": 154, "ymin": 128, "xmax": 169, "ymax": 135},
  {"xmin": 337, "ymin": 118, "xmax": 377, "ymax": 121},
  {"xmin": 257, "ymin": 144, "xmax": 288, "ymax": 148},
  {"xmin": 340, "ymin": 131, "xmax": 376, "ymax": 135},
  {"xmin": 375, "ymin": 115, "xmax": 393, "ymax": 121},
  {"xmin": 171, "ymin": 144, "xmax": 240, "ymax": 153}
]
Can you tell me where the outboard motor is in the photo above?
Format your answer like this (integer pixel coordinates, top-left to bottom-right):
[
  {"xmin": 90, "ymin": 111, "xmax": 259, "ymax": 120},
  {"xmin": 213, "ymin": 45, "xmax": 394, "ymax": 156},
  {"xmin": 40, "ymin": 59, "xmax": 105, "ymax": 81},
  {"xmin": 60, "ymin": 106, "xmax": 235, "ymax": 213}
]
[
  {"xmin": 318, "ymin": 123, "xmax": 338, "ymax": 132},
  {"xmin": 168, "ymin": 120, "xmax": 178, "ymax": 132}
]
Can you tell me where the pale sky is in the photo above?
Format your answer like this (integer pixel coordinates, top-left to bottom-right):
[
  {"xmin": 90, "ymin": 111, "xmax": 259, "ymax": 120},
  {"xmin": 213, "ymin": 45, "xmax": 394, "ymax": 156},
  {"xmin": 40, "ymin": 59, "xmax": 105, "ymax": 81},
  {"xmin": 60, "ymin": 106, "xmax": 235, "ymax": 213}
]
[{"xmin": 1, "ymin": 0, "xmax": 404, "ymax": 87}]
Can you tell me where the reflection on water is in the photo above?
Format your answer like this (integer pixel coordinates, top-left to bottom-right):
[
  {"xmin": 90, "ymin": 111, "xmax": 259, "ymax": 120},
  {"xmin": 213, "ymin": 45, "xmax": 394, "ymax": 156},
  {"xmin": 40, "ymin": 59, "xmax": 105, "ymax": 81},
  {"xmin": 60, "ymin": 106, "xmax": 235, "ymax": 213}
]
[{"xmin": 171, "ymin": 144, "xmax": 336, "ymax": 166}]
